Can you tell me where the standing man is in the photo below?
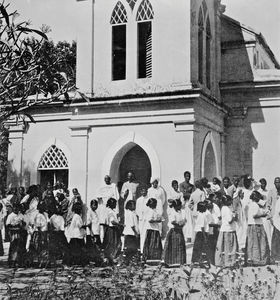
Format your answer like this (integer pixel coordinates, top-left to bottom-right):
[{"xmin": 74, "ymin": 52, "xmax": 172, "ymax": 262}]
[
  {"xmin": 120, "ymin": 171, "xmax": 139, "ymax": 223},
  {"xmin": 121, "ymin": 172, "xmax": 139, "ymax": 203},
  {"xmin": 179, "ymin": 171, "xmax": 195, "ymax": 203},
  {"xmin": 99, "ymin": 175, "xmax": 119, "ymax": 207},
  {"xmin": 268, "ymin": 177, "xmax": 280, "ymax": 218}
]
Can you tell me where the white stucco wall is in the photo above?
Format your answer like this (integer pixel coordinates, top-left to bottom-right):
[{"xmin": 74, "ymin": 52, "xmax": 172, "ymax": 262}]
[{"xmin": 76, "ymin": 0, "xmax": 192, "ymax": 96}]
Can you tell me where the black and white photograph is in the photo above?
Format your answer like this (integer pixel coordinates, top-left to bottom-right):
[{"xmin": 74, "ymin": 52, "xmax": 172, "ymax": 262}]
[{"xmin": 0, "ymin": 0, "xmax": 280, "ymax": 299}]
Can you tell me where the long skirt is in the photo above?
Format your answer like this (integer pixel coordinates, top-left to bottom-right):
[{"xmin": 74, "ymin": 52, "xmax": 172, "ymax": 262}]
[
  {"xmin": 49, "ymin": 231, "xmax": 68, "ymax": 261},
  {"xmin": 124, "ymin": 235, "xmax": 139, "ymax": 253},
  {"xmin": 29, "ymin": 231, "xmax": 49, "ymax": 266},
  {"xmin": 208, "ymin": 226, "xmax": 220, "ymax": 265},
  {"xmin": 143, "ymin": 229, "xmax": 162, "ymax": 261},
  {"xmin": 8, "ymin": 229, "xmax": 26, "ymax": 266},
  {"xmin": 0, "ymin": 230, "xmax": 4, "ymax": 256},
  {"xmin": 103, "ymin": 226, "xmax": 122, "ymax": 262},
  {"xmin": 271, "ymin": 226, "xmax": 280, "ymax": 262},
  {"xmin": 85, "ymin": 235, "xmax": 102, "ymax": 265},
  {"xmin": 246, "ymin": 224, "xmax": 270, "ymax": 266},
  {"xmin": 68, "ymin": 238, "xmax": 88, "ymax": 266},
  {"xmin": 215, "ymin": 231, "xmax": 238, "ymax": 267},
  {"xmin": 191, "ymin": 232, "xmax": 210, "ymax": 264},
  {"xmin": 163, "ymin": 228, "xmax": 186, "ymax": 266}
]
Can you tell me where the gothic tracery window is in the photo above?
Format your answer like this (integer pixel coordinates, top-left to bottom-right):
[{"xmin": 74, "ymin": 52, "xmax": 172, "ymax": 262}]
[
  {"xmin": 197, "ymin": 1, "xmax": 212, "ymax": 89},
  {"xmin": 111, "ymin": 1, "xmax": 128, "ymax": 80},
  {"xmin": 136, "ymin": 0, "xmax": 154, "ymax": 78},
  {"xmin": 38, "ymin": 145, "xmax": 68, "ymax": 170},
  {"xmin": 126, "ymin": 0, "xmax": 137, "ymax": 11}
]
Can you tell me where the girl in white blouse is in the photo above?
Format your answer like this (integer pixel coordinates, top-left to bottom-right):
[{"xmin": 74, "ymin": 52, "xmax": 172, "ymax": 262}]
[
  {"xmin": 163, "ymin": 199, "xmax": 186, "ymax": 266},
  {"xmin": 215, "ymin": 195, "xmax": 238, "ymax": 267},
  {"xmin": 143, "ymin": 198, "xmax": 163, "ymax": 262}
]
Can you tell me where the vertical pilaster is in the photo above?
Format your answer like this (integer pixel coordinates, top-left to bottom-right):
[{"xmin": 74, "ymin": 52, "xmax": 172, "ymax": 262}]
[
  {"xmin": 69, "ymin": 126, "xmax": 90, "ymax": 205},
  {"xmin": 7, "ymin": 124, "xmax": 27, "ymax": 187}
]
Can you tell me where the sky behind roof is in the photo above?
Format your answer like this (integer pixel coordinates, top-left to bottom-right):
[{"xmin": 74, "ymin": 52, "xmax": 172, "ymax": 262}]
[{"xmin": 10, "ymin": 0, "xmax": 280, "ymax": 61}]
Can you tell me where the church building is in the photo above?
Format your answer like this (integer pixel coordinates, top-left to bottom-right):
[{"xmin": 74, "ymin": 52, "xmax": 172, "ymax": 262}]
[{"xmin": 7, "ymin": 0, "xmax": 280, "ymax": 203}]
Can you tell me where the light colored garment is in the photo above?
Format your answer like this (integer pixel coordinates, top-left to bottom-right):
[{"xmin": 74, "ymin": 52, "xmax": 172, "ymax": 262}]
[
  {"xmin": 136, "ymin": 195, "xmax": 149, "ymax": 252},
  {"xmin": 123, "ymin": 209, "xmax": 139, "ymax": 236},
  {"xmin": 86, "ymin": 209, "xmax": 100, "ymax": 235},
  {"xmin": 189, "ymin": 189, "xmax": 205, "ymax": 218},
  {"xmin": 212, "ymin": 203, "xmax": 221, "ymax": 224},
  {"xmin": 194, "ymin": 212, "xmax": 207, "ymax": 232},
  {"xmin": 168, "ymin": 208, "xmax": 186, "ymax": 229},
  {"xmin": 106, "ymin": 208, "xmax": 118, "ymax": 227},
  {"xmin": 68, "ymin": 213, "xmax": 85, "ymax": 239},
  {"xmin": 205, "ymin": 210, "xmax": 214, "ymax": 234},
  {"xmin": 49, "ymin": 214, "xmax": 65, "ymax": 231},
  {"xmin": 273, "ymin": 199, "xmax": 280, "ymax": 232},
  {"xmin": 144, "ymin": 208, "xmax": 161, "ymax": 232},
  {"xmin": 34, "ymin": 212, "xmax": 48, "ymax": 231},
  {"xmin": 183, "ymin": 200, "xmax": 193, "ymax": 241},
  {"xmin": 6, "ymin": 212, "xmax": 24, "ymax": 226},
  {"xmin": 247, "ymin": 201, "xmax": 264, "ymax": 225},
  {"xmin": 148, "ymin": 186, "xmax": 166, "ymax": 214},
  {"xmin": 220, "ymin": 206, "xmax": 236, "ymax": 232},
  {"xmin": 99, "ymin": 183, "xmax": 119, "ymax": 213},
  {"xmin": 121, "ymin": 181, "xmax": 139, "ymax": 201}
]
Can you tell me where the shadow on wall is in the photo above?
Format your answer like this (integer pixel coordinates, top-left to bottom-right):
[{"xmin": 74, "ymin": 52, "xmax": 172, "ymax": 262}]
[
  {"xmin": 221, "ymin": 16, "xmax": 266, "ymax": 178},
  {"xmin": 7, "ymin": 160, "xmax": 31, "ymax": 188}
]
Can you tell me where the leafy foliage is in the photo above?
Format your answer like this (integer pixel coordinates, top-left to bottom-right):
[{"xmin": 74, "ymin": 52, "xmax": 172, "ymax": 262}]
[{"xmin": 0, "ymin": 1, "xmax": 75, "ymax": 124}]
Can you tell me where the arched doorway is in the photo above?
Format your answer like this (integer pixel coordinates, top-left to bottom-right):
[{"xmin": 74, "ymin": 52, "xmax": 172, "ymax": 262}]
[
  {"xmin": 119, "ymin": 144, "xmax": 151, "ymax": 187},
  {"xmin": 201, "ymin": 131, "xmax": 219, "ymax": 179},
  {"xmin": 204, "ymin": 142, "xmax": 216, "ymax": 180},
  {"xmin": 38, "ymin": 145, "xmax": 69, "ymax": 188}
]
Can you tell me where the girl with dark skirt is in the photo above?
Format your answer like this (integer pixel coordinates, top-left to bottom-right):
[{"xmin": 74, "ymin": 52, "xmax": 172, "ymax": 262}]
[
  {"xmin": 191, "ymin": 202, "xmax": 210, "ymax": 266},
  {"xmin": 123, "ymin": 200, "xmax": 139, "ymax": 260},
  {"xmin": 246, "ymin": 191, "xmax": 270, "ymax": 266},
  {"xmin": 67, "ymin": 202, "xmax": 88, "ymax": 266},
  {"xmin": 28, "ymin": 202, "xmax": 49, "ymax": 266},
  {"xmin": 143, "ymin": 198, "xmax": 163, "ymax": 262},
  {"xmin": 49, "ymin": 207, "xmax": 68, "ymax": 264},
  {"xmin": 103, "ymin": 198, "xmax": 122, "ymax": 264},
  {"xmin": 6, "ymin": 204, "xmax": 25, "ymax": 267},
  {"xmin": 215, "ymin": 195, "xmax": 238, "ymax": 267},
  {"xmin": 86, "ymin": 199, "xmax": 102, "ymax": 265},
  {"xmin": 163, "ymin": 199, "xmax": 186, "ymax": 266}
]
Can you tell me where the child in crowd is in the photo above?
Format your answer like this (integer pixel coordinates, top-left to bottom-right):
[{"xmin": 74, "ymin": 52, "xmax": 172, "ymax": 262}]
[
  {"xmin": 163, "ymin": 199, "xmax": 186, "ymax": 266},
  {"xmin": 191, "ymin": 202, "xmax": 209, "ymax": 266},
  {"xmin": 103, "ymin": 198, "xmax": 122, "ymax": 264},
  {"xmin": 215, "ymin": 195, "xmax": 238, "ymax": 267},
  {"xmin": 6, "ymin": 204, "xmax": 25, "ymax": 267},
  {"xmin": 49, "ymin": 206, "xmax": 68, "ymax": 264},
  {"xmin": 29, "ymin": 202, "xmax": 49, "ymax": 266},
  {"xmin": 86, "ymin": 199, "xmax": 102, "ymax": 265},
  {"xmin": 67, "ymin": 202, "xmax": 87, "ymax": 266},
  {"xmin": 143, "ymin": 198, "xmax": 163, "ymax": 261},
  {"xmin": 123, "ymin": 200, "xmax": 139, "ymax": 260},
  {"xmin": 136, "ymin": 186, "xmax": 149, "ymax": 253},
  {"xmin": 205, "ymin": 200, "xmax": 217, "ymax": 265},
  {"xmin": 246, "ymin": 191, "xmax": 270, "ymax": 266}
]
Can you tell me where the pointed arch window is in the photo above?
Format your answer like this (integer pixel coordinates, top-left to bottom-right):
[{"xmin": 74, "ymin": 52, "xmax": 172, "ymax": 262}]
[
  {"xmin": 136, "ymin": 0, "xmax": 154, "ymax": 78},
  {"xmin": 110, "ymin": 1, "xmax": 128, "ymax": 81},
  {"xmin": 126, "ymin": 0, "xmax": 137, "ymax": 11},
  {"xmin": 38, "ymin": 145, "xmax": 68, "ymax": 170},
  {"xmin": 198, "ymin": 8, "xmax": 204, "ymax": 84},
  {"xmin": 197, "ymin": 2, "xmax": 212, "ymax": 89},
  {"xmin": 206, "ymin": 17, "xmax": 211, "ymax": 89}
]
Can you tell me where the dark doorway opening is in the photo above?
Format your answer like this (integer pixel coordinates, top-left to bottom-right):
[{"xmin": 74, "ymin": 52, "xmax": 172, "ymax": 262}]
[
  {"xmin": 119, "ymin": 144, "xmax": 151, "ymax": 188},
  {"xmin": 39, "ymin": 169, "xmax": 68, "ymax": 189}
]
